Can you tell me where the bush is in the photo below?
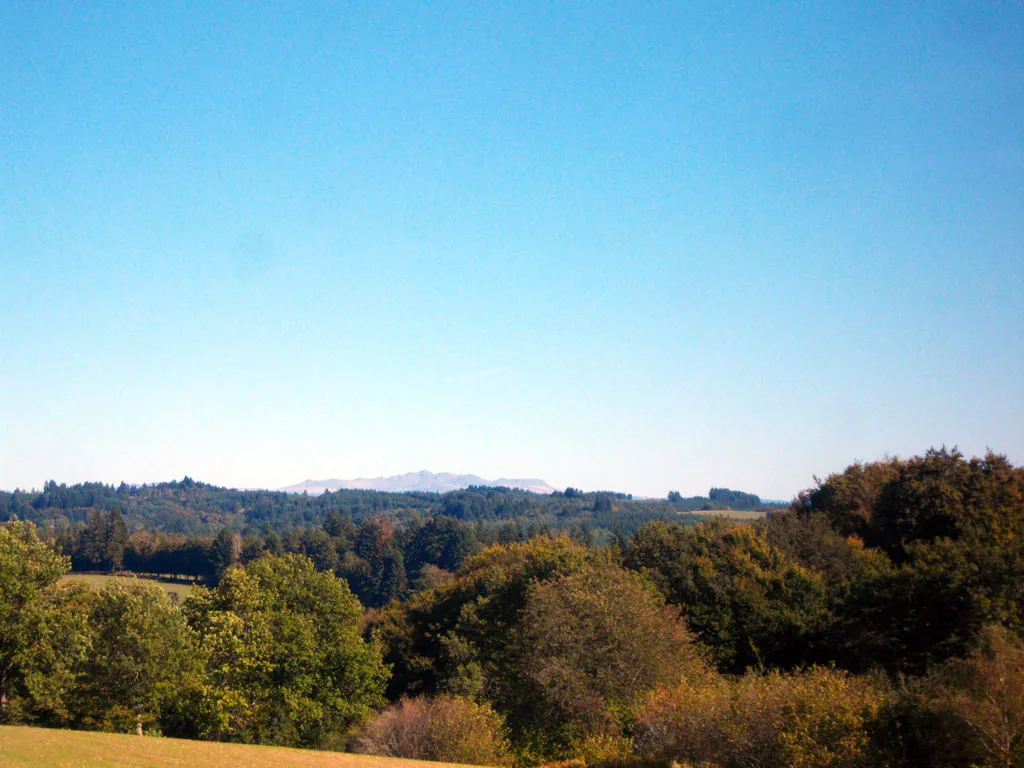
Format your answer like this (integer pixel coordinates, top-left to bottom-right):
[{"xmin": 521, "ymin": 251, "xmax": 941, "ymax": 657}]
[
  {"xmin": 571, "ymin": 733, "xmax": 634, "ymax": 766},
  {"xmin": 354, "ymin": 695, "xmax": 513, "ymax": 765},
  {"xmin": 880, "ymin": 625, "xmax": 1024, "ymax": 768},
  {"xmin": 634, "ymin": 667, "xmax": 890, "ymax": 768},
  {"xmin": 936, "ymin": 625, "xmax": 1024, "ymax": 768}
]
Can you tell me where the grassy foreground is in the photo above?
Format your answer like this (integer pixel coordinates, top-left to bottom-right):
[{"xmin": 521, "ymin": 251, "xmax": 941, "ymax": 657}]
[
  {"xmin": 0, "ymin": 726, "xmax": 483, "ymax": 768},
  {"xmin": 60, "ymin": 572, "xmax": 196, "ymax": 602}
]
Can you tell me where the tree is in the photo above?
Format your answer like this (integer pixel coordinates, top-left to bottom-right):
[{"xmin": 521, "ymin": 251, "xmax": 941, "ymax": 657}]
[
  {"xmin": 79, "ymin": 579, "xmax": 199, "ymax": 735},
  {"xmin": 405, "ymin": 516, "xmax": 473, "ymax": 575},
  {"xmin": 793, "ymin": 457, "xmax": 901, "ymax": 540},
  {"xmin": 372, "ymin": 537, "xmax": 602, "ymax": 705},
  {"xmin": 625, "ymin": 519, "xmax": 830, "ymax": 671},
  {"xmin": 75, "ymin": 510, "xmax": 108, "ymax": 570},
  {"xmin": 208, "ymin": 527, "xmax": 241, "ymax": 584},
  {"xmin": 709, "ymin": 487, "xmax": 762, "ymax": 510},
  {"xmin": 516, "ymin": 564, "xmax": 710, "ymax": 751},
  {"xmin": 795, "ymin": 450, "xmax": 1024, "ymax": 673},
  {"xmin": 184, "ymin": 554, "xmax": 387, "ymax": 747},
  {"xmin": 795, "ymin": 449, "xmax": 1024, "ymax": 560},
  {"xmin": 0, "ymin": 519, "xmax": 91, "ymax": 723},
  {"xmin": 104, "ymin": 507, "xmax": 128, "ymax": 571}
]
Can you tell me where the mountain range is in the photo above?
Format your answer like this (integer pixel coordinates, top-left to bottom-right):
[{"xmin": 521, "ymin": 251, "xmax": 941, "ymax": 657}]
[{"xmin": 280, "ymin": 470, "xmax": 557, "ymax": 496}]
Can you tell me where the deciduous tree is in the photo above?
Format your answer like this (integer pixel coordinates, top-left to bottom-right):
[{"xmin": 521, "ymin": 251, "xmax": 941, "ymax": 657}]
[
  {"xmin": 0, "ymin": 520, "xmax": 90, "ymax": 723},
  {"xmin": 79, "ymin": 579, "xmax": 199, "ymax": 735},
  {"xmin": 185, "ymin": 554, "xmax": 387, "ymax": 747}
]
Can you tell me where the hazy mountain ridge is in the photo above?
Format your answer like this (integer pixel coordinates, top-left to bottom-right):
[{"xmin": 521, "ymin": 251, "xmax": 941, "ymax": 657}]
[{"xmin": 281, "ymin": 470, "xmax": 556, "ymax": 496}]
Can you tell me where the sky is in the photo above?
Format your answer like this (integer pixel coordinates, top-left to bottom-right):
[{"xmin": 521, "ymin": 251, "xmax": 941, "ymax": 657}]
[{"xmin": 2, "ymin": 2, "xmax": 1022, "ymax": 500}]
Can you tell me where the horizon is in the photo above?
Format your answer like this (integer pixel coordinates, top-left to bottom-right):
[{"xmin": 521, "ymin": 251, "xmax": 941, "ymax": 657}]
[
  {"xmin": 3, "ymin": 3, "xmax": 1021, "ymax": 500},
  {"xmin": 0, "ymin": 451, "xmax": 988, "ymax": 503}
]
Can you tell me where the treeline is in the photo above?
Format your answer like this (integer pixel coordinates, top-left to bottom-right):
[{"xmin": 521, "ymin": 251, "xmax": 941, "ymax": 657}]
[
  {"xmin": 667, "ymin": 486, "xmax": 764, "ymax": 511},
  {"xmin": 2, "ymin": 448, "xmax": 1022, "ymax": 768},
  {"xmin": 52, "ymin": 507, "xmax": 698, "ymax": 608},
  {"xmin": 0, "ymin": 477, "xmax": 438, "ymax": 535},
  {"xmin": 1, "ymin": 478, "xmax": 776, "ymax": 537}
]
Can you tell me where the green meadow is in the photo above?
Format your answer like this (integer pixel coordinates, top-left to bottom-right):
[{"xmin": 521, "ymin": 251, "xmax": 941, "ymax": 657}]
[{"xmin": 60, "ymin": 572, "xmax": 197, "ymax": 602}]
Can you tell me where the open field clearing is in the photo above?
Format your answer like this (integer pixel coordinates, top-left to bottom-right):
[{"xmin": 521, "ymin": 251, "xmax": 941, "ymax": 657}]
[
  {"xmin": 698, "ymin": 509, "xmax": 767, "ymax": 521},
  {"xmin": 60, "ymin": 572, "xmax": 197, "ymax": 602},
  {"xmin": 0, "ymin": 726, "xmax": 486, "ymax": 768}
]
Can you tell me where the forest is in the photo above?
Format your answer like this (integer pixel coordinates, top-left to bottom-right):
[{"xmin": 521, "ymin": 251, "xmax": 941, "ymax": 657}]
[
  {"xmin": 0, "ymin": 481, "xmax": 772, "ymax": 608},
  {"xmin": 0, "ymin": 478, "xmax": 773, "ymax": 534},
  {"xmin": 1, "ymin": 447, "xmax": 1023, "ymax": 768}
]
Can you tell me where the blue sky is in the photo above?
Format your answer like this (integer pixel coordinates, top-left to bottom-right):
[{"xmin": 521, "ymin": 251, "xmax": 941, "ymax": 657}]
[{"xmin": 2, "ymin": 1, "xmax": 1021, "ymax": 499}]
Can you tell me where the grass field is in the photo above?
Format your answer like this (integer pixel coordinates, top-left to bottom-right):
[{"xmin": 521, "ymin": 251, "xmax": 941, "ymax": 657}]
[
  {"xmin": 0, "ymin": 726, "xmax": 486, "ymax": 768},
  {"xmin": 698, "ymin": 509, "xmax": 767, "ymax": 521},
  {"xmin": 60, "ymin": 572, "xmax": 197, "ymax": 602}
]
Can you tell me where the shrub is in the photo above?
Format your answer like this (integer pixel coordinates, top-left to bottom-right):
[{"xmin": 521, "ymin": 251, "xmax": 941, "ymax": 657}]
[
  {"xmin": 571, "ymin": 733, "xmax": 634, "ymax": 766},
  {"xmin": 635, "ymin": 667, "xmax": 890, "ymax": 768},
  {"xmin": 354, "ymin": 695, "xmax": 513, "ymax": 765},
  {"xmin": 937, "ymin": 625, "xmax": 1024, "ymax": 768},
  {"xmin": 869, "ymin": 625, "xmax": 1024, "ymax": 768}
]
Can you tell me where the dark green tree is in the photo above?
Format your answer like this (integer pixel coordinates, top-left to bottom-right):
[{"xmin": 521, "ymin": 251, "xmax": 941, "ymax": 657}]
[
  {"xmin": 625, "ymin": 519, "xmax": 830, "ymax": 671},
  {"xmin": 208, "ymin": 527, "xmax": 241, "ymax": 584},
  {"xmin": 104, "ymin": 507, "xmax": 128, "ymax": 572}
]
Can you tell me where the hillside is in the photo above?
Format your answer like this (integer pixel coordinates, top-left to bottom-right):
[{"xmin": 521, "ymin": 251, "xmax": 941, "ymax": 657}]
[{"xmin": 0, "ymin": 726, "xmax": 490, "ymax": 768}]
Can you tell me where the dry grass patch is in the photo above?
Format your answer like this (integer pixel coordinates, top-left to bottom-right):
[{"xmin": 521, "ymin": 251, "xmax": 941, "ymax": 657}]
[
  {"xmin": 0, "ymin": 726, "xmax": 496, "ymax": 768},
  {"xmin": 698, "ymin": 509, "xmax": 766, "ymax": 521}
]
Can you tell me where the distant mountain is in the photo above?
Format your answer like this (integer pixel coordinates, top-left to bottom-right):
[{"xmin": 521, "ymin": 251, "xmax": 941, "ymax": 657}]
[{"xmin": 281, "ymin": 470, "xmax": 556, "ymax": 496}]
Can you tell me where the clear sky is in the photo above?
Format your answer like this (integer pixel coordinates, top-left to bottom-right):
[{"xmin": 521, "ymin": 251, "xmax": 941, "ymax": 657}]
[{"xmin": 2, "ymin": 2, "xmax": 1022, "ymax": 500}]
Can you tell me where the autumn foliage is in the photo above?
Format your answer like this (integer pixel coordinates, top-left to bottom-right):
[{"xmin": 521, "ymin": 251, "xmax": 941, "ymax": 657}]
[{"xmin": 353, "ymin": 695, "xmax": 512, "ymax": 765}]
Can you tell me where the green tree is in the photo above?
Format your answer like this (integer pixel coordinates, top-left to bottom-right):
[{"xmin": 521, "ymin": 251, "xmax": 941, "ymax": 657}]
[
  {"xmin": 185, "ymin": 554, "xmax": 388, "ymax": 747},
  {"xmin": 0, "ymin": 519, "xmax": 91, "ymax": 723},
  {"xmin": 208, "ymin": 526, "xmax": 241, "ymax": 584},
  {"xmin": 796, "ymin": 449, "xmax": 1024, "ymax": 560},
  {"xmin": 75, "ymin": 510, "xmax": 109, "ymax": 570},
  {"xmin": 372, "ymin": 537, "xmax": 601, "ymax": 706},
  {"xmin": 79, "ymin": 579, "xmax": 199, "ymax": 735},
  {"xmin": 625, "ymin": 519, "xmax": 830, "ymax": 670},
  {"xmin": 104, "ymin": 507, "xmax": 128, "ymax": 571}
]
